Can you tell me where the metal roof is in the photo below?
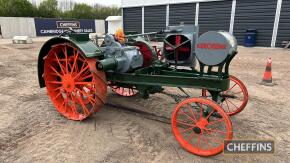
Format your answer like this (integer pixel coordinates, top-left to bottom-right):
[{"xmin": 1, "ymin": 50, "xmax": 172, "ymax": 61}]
[
  {"xmin": 105, "ymin": 16, "xmax": 122, "ymax": 21},
  {"xmin": 121, "ymin": 0, "xmax": 225, "ymax": 8}
]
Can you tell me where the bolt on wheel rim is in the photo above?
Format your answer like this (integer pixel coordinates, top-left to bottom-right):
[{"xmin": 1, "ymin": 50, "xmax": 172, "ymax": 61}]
[
  {"xmin": 172, "ymin": 98, "xmax": 232, "ymax": 156},
  {"xmin": 44, "ymin": 43, "xmax": 106, "ymax": 120}
]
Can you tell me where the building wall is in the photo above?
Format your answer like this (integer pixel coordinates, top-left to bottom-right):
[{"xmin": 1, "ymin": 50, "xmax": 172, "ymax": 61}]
[
  {"xmin": 122, "ymin": 0, "xmax": 290, "ymax": 47},
  {"xmin": 0, "ymin": 17, "xmax": 105, "ymax": 38},
  {"xmin": 169, "ymin": 3, "xmax": 196, "ymax": 26},
  {"xmin": 123, "ymin": 7, "xmax": 142, "ymax": 33},
  {"xmin": 233, "ymin": 0, "xmax": 277, "ymax": 47},
  {"xmin": 198, "ymin": 0, "xmax": 232, "ymax": 35},
  {"xmin": 276, "ymin": 0, "xmax": 290, "ymax": 47},
  {"xmin": 95, "ymin": 20, "xmax": 105, "ymax": 34},
  {"xmin": 0, "ymin": 17, "xmax": 36, "ymax": 39},
  {"xmin": 144, "ymin": 5, "xmax": 167, "ymax": 32}
]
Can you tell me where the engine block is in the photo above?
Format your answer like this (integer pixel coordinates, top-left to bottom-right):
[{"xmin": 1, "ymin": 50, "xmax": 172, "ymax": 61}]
[{"xmin": 99, "ymin": 34, "xmax": 143, "ymax": 72}]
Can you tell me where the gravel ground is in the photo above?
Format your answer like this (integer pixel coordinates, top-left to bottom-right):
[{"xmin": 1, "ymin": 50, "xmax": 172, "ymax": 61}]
[{"xmin": 0, "ymin": 41, "xmax": 289, "ymax": 163}]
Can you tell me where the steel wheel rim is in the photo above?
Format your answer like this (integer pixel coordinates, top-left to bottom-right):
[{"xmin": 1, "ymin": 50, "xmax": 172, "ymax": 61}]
[
  {"xmin": 172, "ymin": 98, "xmax": 232, "ymax": 156},
  {"xmin": 202, "ymin": 75, "xmax": 248, "ymax": 116},
  {"xmin": 44, "ymin": 43, "xmax": 102, "ymax": 120}
]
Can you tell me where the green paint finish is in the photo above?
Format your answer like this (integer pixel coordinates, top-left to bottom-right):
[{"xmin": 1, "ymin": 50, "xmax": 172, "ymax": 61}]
[
  {"xmin": 67, "ymin": 33, "xmax": 102, "ymax": 58},
  {"xmin": 69, "ymin": 33, "xmax": 90, "ymax": 42},
  {"xmin": 97, "ymin": 58, "xmax": 118, "ymax": 71},
  {"xmin": 106, "ymin": 67, "xmax": 230, "ymax": 92},
  {"xmin": 75, "ymin": 41, "xmax": 102, "ymax": 58}
]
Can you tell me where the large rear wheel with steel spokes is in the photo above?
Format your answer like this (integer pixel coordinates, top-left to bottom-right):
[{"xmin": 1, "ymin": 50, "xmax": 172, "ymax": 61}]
[
  {"xmin": 172, "ymin": 97, "xmax": 233, "ymax": 156},
  {"xmin": 44, "ymin": 43, "xmax": 107, "ymax": 120}
]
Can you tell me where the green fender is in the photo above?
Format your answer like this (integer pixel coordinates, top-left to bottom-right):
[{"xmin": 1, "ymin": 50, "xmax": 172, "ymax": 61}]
[{"xmin": 38, "ymin": 33, "xmax": 103, "ymax": 88}]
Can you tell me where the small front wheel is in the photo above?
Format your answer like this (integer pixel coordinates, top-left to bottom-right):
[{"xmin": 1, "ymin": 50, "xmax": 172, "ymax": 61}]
[
  {"xmin": 171, "ymin": 97, "xmax": 233, "ymax": 156},
  {"xmin": 202, "ymin": 75, "xmax": 248, "ymax": 116}
]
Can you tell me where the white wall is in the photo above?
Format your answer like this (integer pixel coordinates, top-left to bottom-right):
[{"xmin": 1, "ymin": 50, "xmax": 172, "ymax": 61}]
[
  {"xmin": 108, "ymin": 21, "xmax": 123, "ymax": 34},
  {"xmin": 0, "ymin": 17, "xmax": 105, "ymax": 38},
  {"xmin": 0, "ymin": 17, "xmax": 36, "ymax": 39},
  {"xmin": 95, "ymin": 19, "xmax": 105, "ymax": 34}
]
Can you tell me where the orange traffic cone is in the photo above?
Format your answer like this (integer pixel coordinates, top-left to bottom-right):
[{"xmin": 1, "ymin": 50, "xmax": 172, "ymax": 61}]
[{"xmin": 260, "ymin": 58, "xmax": 274, "ymax": 86}]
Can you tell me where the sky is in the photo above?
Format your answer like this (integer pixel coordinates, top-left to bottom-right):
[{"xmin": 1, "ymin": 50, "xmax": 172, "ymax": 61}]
[{"xmin": 74, "ymin": 0, "xmax": 121, "ymax": 7}]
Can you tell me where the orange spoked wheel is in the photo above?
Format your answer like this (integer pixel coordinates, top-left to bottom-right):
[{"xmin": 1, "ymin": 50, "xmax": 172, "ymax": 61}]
[
  {"xmin": 44, "ymin": 43, "xmax": 107, "ymax": 120},
  {"xmin": 111, "ymin": 86, "xmax": 138, "ymax": 97},
  {"xmin": 202, "ymin": 75, "xmax": 248, "ymax": 116},
  {"xmin": 172, "ymin": 98, "xmax": 233, "ymax": 156}
]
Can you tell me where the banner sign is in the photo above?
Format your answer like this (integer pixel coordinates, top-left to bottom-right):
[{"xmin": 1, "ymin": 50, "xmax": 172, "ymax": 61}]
[{"xmin": 34, "ymin": 18, "xmax": 95, "ymax": 36}]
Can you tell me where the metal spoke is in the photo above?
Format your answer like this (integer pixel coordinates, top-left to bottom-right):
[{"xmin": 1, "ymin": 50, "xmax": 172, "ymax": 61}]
[
  {"xmin": 75, "ymin": 81, "xmax": 95, "ymax": 85},
  {"xmin": 207, "ymin": 119, "xmax": 224, "ymax": 126},
  {"xmin": 227, "ymin": 98, "xmax": 240, "ymax": 109},
  {"xmin": 52, "ymin": 92, "xmax": 62, "ymax": 100},
  {"xmin": 48, "ymin": 64, "xmax": 62, "ymax": 77},
  {"xmin": 71, "ymin": 51, "xmax": 79, "ymax": 74},
  {"xmin": 205, "ymin": 109, "xmax": 215, "ymax": 120},
  {"xmin": 187, "ymin": 131, "xmax": 196, "ymax": 142},
  {"xmin": 53, "ymin": 52, "xmax": 65, "ymax": 74},
  {"xmin": 179, "ymin": 109, "xmax": 196, "ymax": 123},
  {"xmin": 204, "ymin": 128, "xmax": 227, "ymax": 135},
  {"xmin": 74, "ymin": 65, "xmax": 89, "ymax": 80},
  {"xmin": 225, "ymin": 98, "xmax": 231, "ymax": 112},
  {"xmin": 47, "ymin": 81, "xmax": 62, "ymax": 84},
  {"xmin": 75, "ymin": 87, "xmax": 96, "ymax": 106},
  {"xmin": 177, "ymin": 120, "xmax": 195, "ymax": 127},
  {"xmin": 186, "ymin": 104, "xmax": 198, "ymax": 122},
  {"xmin": 180, "ymin": 125, "xmax": 196, "ymax": 133},
  {"xmin": 62, "ymin": 46, "xmax": 69, "ymax": 73},
  {"xmin": 227, "ymin": 83, "xmax": 237, "ymax": 92},
  {"xmin": 77, "ymin": 95, "xmax": 90, "ymax": 115}
]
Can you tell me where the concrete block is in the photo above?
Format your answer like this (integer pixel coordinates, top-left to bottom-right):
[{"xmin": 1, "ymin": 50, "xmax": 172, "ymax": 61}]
[{"xmin": 12, "ymin": 36, "xmax": 33, "ymax": 44}]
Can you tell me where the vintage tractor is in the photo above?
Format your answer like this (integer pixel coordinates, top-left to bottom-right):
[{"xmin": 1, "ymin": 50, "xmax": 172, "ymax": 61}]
[{"xmin": 38, "ymin": 25, "xmax": 248, "ymax": 156}]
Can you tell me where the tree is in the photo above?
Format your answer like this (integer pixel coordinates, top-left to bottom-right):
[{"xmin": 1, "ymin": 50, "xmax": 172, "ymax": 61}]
[
  {"xmin": 69, "ymin": 4, "xmax": 94, "ymax": 19},
  {"xmin": 38, "ymin": 0, "xmax": 59, "ymax": 18},
  {"xmin": 0, "ymin": 0, "xmax": 7, "ymax": 16},
  {"xmin": 0, "ymin": 0, "xmax": 121, "ymax": 20},
  {"xmin": 93, "ymin": 4, "xmax": 121, "ymax": 19},
  {"xmin": 0, "ymin": 0, "xmax": 37, "ymax": 17}
]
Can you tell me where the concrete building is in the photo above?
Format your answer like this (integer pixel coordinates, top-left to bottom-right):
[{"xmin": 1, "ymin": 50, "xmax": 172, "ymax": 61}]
[{"xmin": 121, "ymin": 0, "xmax": 289, "ymax": 47}]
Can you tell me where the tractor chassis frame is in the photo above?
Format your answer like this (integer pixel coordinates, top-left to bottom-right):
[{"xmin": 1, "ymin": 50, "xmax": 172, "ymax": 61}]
[{"xmin": 106, "ymin": 66, "xmax": 230, "ymax": 100}]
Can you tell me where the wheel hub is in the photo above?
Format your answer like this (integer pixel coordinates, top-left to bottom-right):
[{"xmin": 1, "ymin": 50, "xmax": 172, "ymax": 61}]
[
  {"xmin": 62, "ymin": 74, "xmax": 75, "ymax": 92},
  {"xmin": 197, "ymin": 118, "xmax": 209, "ymax": 127},
  {"xmin": 193, "ymin": 127, "xmax": 201, "ymax": 134}
]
